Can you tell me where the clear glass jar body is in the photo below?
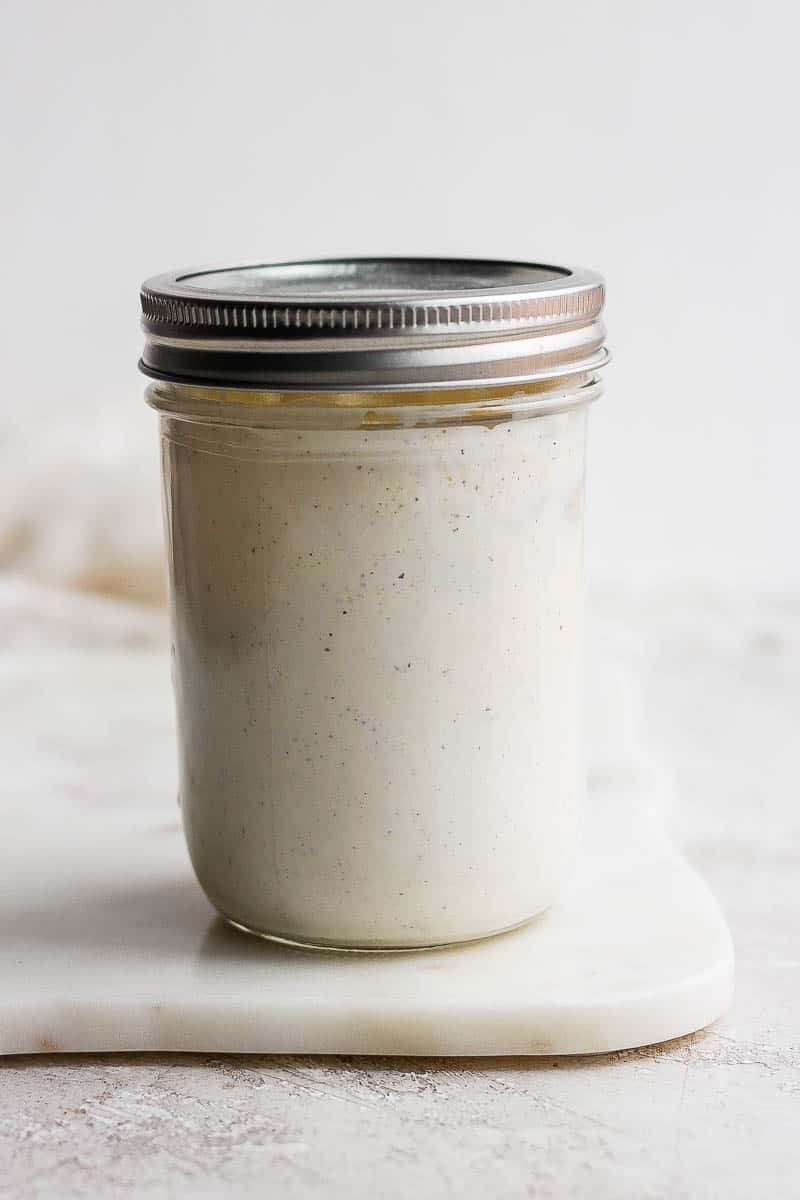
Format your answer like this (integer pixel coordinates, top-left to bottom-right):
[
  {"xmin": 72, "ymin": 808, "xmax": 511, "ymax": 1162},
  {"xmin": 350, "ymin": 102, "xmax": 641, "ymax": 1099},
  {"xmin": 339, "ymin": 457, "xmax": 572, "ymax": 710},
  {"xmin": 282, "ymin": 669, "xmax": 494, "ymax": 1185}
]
[{"xmin": 151, "ymin": 378, "xmax": 597, "ymax": 949}]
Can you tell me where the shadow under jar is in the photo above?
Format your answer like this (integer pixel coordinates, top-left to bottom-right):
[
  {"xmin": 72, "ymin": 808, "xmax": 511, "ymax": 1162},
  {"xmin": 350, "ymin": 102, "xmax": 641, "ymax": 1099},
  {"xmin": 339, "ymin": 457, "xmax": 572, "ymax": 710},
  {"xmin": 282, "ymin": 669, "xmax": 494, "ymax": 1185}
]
[{"xmin": 139, "ymin": 257, "xmax": 609, "ymax": 950}]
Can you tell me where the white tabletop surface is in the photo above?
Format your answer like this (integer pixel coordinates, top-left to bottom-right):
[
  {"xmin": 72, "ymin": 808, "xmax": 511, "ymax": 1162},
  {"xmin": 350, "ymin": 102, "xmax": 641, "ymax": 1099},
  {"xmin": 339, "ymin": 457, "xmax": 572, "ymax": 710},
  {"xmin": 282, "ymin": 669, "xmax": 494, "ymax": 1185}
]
[{"xmin": 0, "ymin": 580, "xmax": 797, "ymax": 1199}]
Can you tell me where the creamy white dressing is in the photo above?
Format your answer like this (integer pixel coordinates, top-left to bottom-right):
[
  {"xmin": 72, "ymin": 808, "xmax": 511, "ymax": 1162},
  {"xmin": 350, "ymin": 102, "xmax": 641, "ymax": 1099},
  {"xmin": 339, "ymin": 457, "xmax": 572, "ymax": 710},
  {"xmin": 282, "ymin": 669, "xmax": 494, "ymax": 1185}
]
[{"xmin": 160, "ymin": 404, "xmax": 587, "ymax": 948}]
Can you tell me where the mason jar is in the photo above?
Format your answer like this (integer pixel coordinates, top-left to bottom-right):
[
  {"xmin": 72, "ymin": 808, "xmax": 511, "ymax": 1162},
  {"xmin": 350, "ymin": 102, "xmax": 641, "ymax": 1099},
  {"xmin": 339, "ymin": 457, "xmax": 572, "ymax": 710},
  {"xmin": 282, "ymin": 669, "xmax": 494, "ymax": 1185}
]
[{"xmin": 139, "ymin": 258, "xmax": 608, "ymax": 950}]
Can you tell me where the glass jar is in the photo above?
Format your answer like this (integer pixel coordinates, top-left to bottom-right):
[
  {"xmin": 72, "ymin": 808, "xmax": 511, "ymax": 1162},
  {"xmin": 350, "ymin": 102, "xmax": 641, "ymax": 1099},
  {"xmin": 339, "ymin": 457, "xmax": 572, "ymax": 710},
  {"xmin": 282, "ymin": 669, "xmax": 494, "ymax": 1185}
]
[{"xmin": 139, "ymin": 258, "xmax": 608, "ymax": 950}]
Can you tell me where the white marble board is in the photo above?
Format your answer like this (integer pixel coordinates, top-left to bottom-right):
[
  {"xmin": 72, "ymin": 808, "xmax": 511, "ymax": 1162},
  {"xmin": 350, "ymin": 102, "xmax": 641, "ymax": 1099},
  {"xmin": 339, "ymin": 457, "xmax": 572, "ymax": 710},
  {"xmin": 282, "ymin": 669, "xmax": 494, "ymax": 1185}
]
[{"xmin": 0, "ymin": 620, "xmax": 733, "ymax": 1057}]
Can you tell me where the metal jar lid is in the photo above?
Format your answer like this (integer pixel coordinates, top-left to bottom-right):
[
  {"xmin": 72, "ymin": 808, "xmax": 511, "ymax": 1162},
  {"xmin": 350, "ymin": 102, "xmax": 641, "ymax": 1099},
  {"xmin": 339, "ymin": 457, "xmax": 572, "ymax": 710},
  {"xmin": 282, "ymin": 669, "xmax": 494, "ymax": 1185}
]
[{"xmin": 139, "ymin": 257, "xmax": 607, "ymax": 392}]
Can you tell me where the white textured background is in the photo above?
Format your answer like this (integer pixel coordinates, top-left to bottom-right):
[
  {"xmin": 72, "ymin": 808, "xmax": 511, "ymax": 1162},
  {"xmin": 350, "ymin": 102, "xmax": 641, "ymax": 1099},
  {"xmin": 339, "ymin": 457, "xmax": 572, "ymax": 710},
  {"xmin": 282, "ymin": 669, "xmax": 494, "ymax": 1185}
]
[{"xmin": 2, "ymin": 0, "xmax": 798, "ymax": 600}]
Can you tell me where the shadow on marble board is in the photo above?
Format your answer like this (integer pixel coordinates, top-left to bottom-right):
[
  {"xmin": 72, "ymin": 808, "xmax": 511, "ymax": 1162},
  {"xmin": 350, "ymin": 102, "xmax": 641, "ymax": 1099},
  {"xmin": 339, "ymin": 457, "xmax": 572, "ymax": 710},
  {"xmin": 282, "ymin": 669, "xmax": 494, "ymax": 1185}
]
[
  {"xmin": 0, "ymin": 875, "xmax": 209, "ymax": 959},
  {"xmin": 4, "ymin": 873, "xmax": 312, "ymax": 969},
  {"xmin": 3, "ymin": 865, "xmax": 546, "ymax": 970}
]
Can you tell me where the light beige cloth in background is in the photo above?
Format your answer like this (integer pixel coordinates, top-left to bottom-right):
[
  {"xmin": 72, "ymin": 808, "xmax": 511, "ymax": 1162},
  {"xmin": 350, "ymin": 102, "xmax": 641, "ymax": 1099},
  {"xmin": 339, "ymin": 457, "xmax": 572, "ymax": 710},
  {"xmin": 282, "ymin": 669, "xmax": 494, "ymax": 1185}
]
[{"xmin": 0, "ymin": 409, "xmax": 165, "ymax": 603}]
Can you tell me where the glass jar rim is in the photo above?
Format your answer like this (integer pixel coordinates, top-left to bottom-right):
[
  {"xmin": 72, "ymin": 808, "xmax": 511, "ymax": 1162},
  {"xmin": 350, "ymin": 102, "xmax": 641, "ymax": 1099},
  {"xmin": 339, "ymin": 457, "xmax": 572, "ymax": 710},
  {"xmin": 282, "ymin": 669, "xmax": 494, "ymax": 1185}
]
[{"xmin": 146, "ymin": 373, "xmax": 603, "ymax": 431}]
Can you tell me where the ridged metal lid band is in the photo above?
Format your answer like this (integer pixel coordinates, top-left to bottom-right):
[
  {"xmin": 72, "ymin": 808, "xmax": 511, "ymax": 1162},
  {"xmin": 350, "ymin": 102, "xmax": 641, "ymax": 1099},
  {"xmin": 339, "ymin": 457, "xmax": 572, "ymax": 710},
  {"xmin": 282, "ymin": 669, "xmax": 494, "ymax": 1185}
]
[
  {"xmin": 140, "ymin": 278, "xmax": 604, "ymax": 338},
  {"xmin": 139, "ymin": 257, "xmax": 607, "ymax": 391}
]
